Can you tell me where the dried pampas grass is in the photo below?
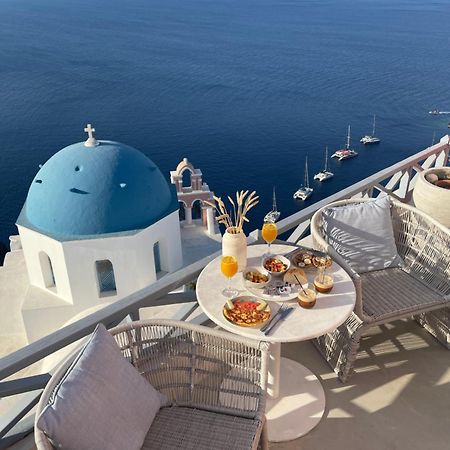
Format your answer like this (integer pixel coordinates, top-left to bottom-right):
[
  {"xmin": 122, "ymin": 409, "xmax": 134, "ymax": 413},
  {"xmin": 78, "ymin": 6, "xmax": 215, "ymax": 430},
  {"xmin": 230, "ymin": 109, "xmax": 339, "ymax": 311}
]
[{"xmin": 205, "ymin": 190, "xmax": 259, "ymax": 234}]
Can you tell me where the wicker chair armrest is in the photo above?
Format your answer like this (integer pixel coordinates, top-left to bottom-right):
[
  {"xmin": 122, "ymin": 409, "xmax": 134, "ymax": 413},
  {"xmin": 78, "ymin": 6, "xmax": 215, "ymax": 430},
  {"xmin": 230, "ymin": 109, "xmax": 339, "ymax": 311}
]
[
  {"xmin": 111, "ymin": 319, "xmax": 270, "ymax": 421},
  {"xmin": 392, "ymin": 201, "xmax": 450, "ymax": 296},
  {"xmin": 310, "ymin": 209, "xmax": 328, "ymax": 252}
]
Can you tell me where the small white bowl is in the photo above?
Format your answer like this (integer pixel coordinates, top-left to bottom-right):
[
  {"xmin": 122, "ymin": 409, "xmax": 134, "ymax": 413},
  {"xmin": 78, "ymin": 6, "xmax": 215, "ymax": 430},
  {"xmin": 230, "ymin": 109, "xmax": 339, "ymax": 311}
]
[
  {"xmin": 262, "ymin": 255, "xmax": 291, "ymax": 276},
  {"xmin": 242, "ymin": 267, "xmax": 271, "ymax": 289}
]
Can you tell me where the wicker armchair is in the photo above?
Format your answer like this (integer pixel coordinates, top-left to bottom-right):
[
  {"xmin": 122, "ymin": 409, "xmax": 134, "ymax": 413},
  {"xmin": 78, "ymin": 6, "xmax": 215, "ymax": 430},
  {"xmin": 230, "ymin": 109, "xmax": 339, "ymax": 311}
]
[
  {"xmin": 35, "ymin": 320, "xmax": 270, "ymax": 450},
  {"xmin": 311, "ymin": 198, "xmax": 450, "ymax": 382}
]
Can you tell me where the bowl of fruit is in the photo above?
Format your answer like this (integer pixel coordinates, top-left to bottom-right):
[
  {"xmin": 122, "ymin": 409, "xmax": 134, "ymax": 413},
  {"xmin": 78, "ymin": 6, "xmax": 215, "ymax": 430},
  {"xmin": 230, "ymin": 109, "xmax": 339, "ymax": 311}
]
[
  {"xmin": 243, "ymin": 267, "xmax": 271, "ymax": 289},
  {"xmin": 262, "ymin": 255, "xmax": 291, "ymax": 276}
]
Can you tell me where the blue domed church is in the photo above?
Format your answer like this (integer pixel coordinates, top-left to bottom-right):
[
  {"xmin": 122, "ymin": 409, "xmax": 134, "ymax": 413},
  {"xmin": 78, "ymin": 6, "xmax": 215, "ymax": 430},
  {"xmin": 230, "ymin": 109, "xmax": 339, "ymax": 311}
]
[{"xmin": 17, "ymin": 125, "xmax": 183, "ymax": 314}]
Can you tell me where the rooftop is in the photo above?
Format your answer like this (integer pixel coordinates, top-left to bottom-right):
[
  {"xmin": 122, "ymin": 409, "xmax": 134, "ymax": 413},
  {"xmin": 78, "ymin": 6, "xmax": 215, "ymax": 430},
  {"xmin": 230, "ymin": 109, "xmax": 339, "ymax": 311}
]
[{"xmin": 18, "ymin": 134, "xmax": 178, "ymax": 240}]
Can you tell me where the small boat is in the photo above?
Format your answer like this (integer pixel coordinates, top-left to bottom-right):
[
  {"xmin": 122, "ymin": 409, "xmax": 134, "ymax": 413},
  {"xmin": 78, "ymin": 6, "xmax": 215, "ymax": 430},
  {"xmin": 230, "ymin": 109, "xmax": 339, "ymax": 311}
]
[
  {"xmin": 264, "ymin": 187, "xmax": 281, "ymax": 223},
  {"xmin": 332, "ymin": 125, "xmax": 358, "ymax": 161},
  {"xmin": 293, "ymin": 155, "xmax": 313, "ymax": 200},
  {"xmin": 360, "ymin": 115, "xmax": 381, "ymax": 145},
  {"xmin": 429, "ymin": 109, "xmax": 450, "ymax": 115},
  {"xmin": 314, "ymin": 146, "xmax": 334, "ymax": 181}
]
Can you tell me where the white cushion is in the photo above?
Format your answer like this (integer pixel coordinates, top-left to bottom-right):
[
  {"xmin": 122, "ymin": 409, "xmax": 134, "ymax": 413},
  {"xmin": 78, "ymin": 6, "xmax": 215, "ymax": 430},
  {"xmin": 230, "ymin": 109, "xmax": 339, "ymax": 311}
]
[
  {"xmin": 322, "ymin": 196, "xmax": 403, "ymax": 273},
  {"xmin": 37, "ymin": 324, "xmax": 168, "ymax": 450}
]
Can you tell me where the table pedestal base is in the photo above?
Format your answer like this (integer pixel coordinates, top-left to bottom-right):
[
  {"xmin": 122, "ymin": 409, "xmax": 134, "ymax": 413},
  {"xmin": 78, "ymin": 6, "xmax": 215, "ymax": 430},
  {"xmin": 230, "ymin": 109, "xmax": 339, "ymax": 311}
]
[{"xmin": 266, "ymin": 357, "xmax": 325, "ymax": 442}]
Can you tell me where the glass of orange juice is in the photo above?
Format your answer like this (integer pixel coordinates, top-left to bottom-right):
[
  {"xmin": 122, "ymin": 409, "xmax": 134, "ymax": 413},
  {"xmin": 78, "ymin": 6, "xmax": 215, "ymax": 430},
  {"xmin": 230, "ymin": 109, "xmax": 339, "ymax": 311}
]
[
  {"xmin": 262, "ymin": 222, "xmax": 278, "ymax": 256},
  {"xmin": 221, "ymin": 255, "xmax": 239, "ymax": 297}
]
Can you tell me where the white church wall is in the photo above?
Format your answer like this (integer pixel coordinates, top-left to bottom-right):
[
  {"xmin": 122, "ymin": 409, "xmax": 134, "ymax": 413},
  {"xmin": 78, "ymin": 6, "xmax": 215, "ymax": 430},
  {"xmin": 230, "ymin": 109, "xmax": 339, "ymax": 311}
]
[
  {"xmin": 62, "ymin": 235, "xmax": 141, "ymax": 309},
  {"xmin": 142, "ymin": 210, "xmax": 183, "ymax": 274},
  {"xmin": 61, "ymin": 211, "xmax": 183, "ymax": 309},
  {"xmin": 17, "ymin": 209, "xmax": 183, "ymax": 316},
  {"xmin": 17, "ymin": 225, "xmax": 73, "ymax": 303}
]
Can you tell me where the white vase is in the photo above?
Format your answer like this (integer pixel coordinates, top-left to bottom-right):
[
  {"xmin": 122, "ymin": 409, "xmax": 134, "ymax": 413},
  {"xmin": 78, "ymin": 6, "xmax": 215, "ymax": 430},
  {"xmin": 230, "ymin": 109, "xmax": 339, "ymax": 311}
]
[{"xmin": 222, "ymin": 227, "xmax": 247, "ymax": 270}]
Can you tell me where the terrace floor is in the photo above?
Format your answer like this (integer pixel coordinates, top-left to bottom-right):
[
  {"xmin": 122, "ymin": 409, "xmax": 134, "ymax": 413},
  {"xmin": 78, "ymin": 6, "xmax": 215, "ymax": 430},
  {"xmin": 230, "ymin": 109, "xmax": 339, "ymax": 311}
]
[{"xmin": 8, "ymin": 317, "xmax": 449, "ymax": 450}]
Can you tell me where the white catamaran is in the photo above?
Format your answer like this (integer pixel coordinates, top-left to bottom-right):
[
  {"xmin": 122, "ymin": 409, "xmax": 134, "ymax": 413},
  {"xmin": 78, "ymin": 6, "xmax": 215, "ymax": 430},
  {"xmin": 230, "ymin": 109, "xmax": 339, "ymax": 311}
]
[
  {"xmin": 314, "ymin": 146, "xmax": 334, "ymax": 181},
  {"xmin": 293, "ymin": 155, "xmax": 313, "ymax": 200},
  {"xmin": 264, "ymin": 187, "xmax": 281, "ymax": 223},
  {"xmin": 360, "ymin": 115, "xmax": 380, "ymax": 144},
  {"xmin": 331, "ymin": 125, "xmax": 358, "ymax": 161}
]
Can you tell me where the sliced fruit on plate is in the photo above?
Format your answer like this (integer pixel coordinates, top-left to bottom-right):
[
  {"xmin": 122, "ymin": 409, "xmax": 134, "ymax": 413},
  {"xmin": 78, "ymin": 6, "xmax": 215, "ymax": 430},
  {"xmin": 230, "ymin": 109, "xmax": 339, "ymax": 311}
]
[
  {"xmin": 256, "ymin": 300, "xmax": 267, "ymax": 311},
  {"xmin": 225, "ymin": 299, "xmax": 235, "ymax": 310}
]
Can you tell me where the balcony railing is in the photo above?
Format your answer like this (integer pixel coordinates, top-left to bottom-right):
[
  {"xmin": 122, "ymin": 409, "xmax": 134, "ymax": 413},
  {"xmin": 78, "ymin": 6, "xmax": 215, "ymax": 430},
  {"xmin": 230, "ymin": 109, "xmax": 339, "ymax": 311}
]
[{"xmin": 0, "ymin": 136, "xmax": 448, "ymax": 448}]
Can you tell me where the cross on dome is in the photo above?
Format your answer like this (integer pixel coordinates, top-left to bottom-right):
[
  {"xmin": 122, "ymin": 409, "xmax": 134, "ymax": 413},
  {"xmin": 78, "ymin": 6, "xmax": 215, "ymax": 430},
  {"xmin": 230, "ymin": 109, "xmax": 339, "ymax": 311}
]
[{"xmin": 84, "ymin": 123, "xmax": 99, "ymax": 147}]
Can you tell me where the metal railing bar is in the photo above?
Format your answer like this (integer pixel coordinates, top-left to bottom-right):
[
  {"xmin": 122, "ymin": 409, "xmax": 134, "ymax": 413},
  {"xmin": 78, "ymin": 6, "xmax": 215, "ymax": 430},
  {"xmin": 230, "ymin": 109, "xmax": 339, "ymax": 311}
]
[
  {"xmin": 0, "ymin": 374, "xmax": 51, "ymax": 398},
  {"xmin": 287, "ymin": 220, "xmax": 311, "ymax": 244},
  {"xmin": 374, "ymin": 183, "xmax": 403, "ymax": 201},
  {"xmin": 0, "ymin": 390, "xmax": 41, "ymax": 439},
  {"xmin": 0, "ymin": 415, "xmax": 35, "ymax": 450}
]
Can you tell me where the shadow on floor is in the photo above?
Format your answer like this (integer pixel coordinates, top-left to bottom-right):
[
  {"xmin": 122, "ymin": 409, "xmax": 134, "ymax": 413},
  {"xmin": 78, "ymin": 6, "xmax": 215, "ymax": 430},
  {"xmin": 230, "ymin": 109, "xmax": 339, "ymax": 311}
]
[{"xmin": 273, "ymin": 319, "xmax": 450, "ymax": 450}]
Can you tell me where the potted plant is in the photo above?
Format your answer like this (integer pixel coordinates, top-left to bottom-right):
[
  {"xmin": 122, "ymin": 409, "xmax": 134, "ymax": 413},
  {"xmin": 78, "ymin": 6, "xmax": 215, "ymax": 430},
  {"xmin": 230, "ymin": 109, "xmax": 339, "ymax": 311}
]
[
  {"xmin": 412, "ymin": 167, "xmax": 450, "ymax": 227},
  {"xmin": 206, "ymin": 191, "xmax": 259, "ymax": 269}
]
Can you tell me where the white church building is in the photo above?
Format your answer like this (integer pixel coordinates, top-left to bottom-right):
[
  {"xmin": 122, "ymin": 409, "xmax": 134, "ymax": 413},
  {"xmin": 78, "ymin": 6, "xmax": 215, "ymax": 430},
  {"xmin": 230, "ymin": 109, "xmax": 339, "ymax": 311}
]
[{"xmin": 14, "ymin": 125, "xmax": 183, "ymax": 341}]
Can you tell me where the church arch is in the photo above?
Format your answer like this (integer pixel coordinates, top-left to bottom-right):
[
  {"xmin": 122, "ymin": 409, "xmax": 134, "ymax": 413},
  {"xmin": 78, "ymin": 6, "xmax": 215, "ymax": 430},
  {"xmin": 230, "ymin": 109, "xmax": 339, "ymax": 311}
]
[
  {"xmin": 39, "ymin": 251, "xmax": 56, "ymax": 289},
  {"xmin": 95, "ymin": 259, "xmax": 117, "ymax": 295},
  {"xmin": 192, "ymin": 199, "xmax": 203, "ymax": 220},
  {"xmin": 181, "ymin": 168, "xmax": 193, "ymax": 188},
  {"xmin": 153, "ymin": 242, "xmax": 162, "ymax": 274}
]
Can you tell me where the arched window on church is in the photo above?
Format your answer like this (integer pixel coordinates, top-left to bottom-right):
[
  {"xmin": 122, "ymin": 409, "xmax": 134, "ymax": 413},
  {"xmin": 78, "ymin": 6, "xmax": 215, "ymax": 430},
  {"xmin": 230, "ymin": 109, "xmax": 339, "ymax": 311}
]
[
  {"xmin": 182, "ymin": 169, "xmax": 192, "ymax": 188},
  {"xmin": 39, "ymin": 251, "xmax": 56, "ymax": 290},
  {"xmin": 95, "ymin": 260, "xmax": 117, "ymax": 295},
  {"xmin": 153, "ymin": 242, "xmax": 162, "ymax": 274}
]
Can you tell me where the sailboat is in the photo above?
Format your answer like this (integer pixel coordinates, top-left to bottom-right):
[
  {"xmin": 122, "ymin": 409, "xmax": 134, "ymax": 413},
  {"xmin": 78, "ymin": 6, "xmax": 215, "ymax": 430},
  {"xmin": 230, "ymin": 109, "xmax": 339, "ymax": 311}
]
[
  {"xmin": 264, "ymin": 187, "xmax": 281, "ymax": 223},
  {"xmin": 360, "ymin": 115, "xmax": 381, "ymax": 144},
  {"xmin": 331, "ymin": 125, "xmax": 358, "ymax": 161},
  {"xmin": 293, "ymin": 155, "xmax": 313, "ymax": 200},
  {"xmin": 314, "ymin": 146, "xmax": 334, "ymax": 181}
]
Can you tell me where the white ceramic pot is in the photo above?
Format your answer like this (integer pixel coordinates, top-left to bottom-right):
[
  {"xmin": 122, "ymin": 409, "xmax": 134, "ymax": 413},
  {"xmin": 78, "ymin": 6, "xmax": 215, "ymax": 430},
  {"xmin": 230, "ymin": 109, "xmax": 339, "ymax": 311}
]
[
  {"xmin": 222, "ymin": 227, "xmax": 247, "ymax": 270},
  {"xmin": 412, "ymin": 167, "xmax": 450, "ymax": 228}
]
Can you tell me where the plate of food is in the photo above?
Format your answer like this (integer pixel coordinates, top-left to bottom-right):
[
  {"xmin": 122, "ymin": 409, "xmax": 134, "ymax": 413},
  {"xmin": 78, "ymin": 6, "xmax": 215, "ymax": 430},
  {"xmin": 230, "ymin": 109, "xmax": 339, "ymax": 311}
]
[
  {"xmin": 291, "ymin": 248, "xmax": 332, "ymax": 269},
  {"xmin": 223, "ymin": 296, "xmax": 271, "ymax": 327},
  {"xmin": 312, "ymin": 254, "xmax": 333, "ymax": 268},
  {"xmin": 262, "ymin": 255, "xmax": 291, "ymax": 276},
  {"xmin": 242, "ymin": 267, "xmax": 271, "ymax": 289},
  {"xmin": 246, "ymin": 267, "xmax": 308, "ymax": 302}
]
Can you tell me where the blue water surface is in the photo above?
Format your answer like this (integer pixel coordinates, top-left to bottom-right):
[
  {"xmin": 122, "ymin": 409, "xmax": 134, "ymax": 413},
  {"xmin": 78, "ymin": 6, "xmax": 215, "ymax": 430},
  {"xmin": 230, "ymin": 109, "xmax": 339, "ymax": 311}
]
[{"xmin": 0, "ymin": 0, "xmax": 449, "ymax": 249}]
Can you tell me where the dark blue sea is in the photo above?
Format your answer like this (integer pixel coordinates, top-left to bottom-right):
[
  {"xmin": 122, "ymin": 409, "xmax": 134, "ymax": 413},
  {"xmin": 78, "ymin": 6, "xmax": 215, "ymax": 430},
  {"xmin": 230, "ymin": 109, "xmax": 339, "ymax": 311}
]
[{"xmin": 1, "ymin": 0, "xmax": 449, "ymax": 254}]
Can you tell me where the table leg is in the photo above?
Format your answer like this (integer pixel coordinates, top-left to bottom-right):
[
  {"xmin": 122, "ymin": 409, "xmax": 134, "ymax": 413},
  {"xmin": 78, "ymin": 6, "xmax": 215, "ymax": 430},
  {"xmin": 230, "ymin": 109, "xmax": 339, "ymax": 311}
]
[
  {"xmin": 267, "ymin": 342, "xmax": 281, "ymax": 398},
  {"xmin": 265, "ymin": 345, "xmax": 326, "ymax": 443}
]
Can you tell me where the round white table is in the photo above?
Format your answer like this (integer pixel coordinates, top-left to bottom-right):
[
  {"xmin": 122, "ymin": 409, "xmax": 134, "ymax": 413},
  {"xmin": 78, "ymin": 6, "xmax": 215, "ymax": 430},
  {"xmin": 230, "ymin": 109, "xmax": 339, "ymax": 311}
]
[{"xmin": 196, "ymin": 244, "xmax": 356, "ymax": 442}]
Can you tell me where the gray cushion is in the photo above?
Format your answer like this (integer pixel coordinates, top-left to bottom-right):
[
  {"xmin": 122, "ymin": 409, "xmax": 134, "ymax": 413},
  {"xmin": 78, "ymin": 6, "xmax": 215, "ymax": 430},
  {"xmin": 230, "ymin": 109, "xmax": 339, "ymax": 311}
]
[
  {"xmin": 322, "ymin": 196, "xmax": 403, "ymax": 273},
  {"xmin": 142, "ymin": 406, "xmax": 261, "ymax": 450},
  {"xmin": 360, "ymin": 268, "xmax": 448, "ymax": 321},
  {"xmin": 37, "ymin": 324, "xmax": 168, "ymax": 450}
]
